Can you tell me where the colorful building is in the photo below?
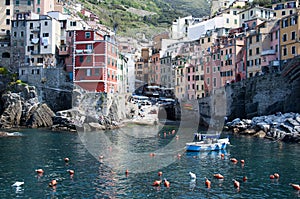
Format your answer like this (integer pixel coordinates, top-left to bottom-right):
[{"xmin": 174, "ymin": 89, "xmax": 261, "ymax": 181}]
[{"xmin": 66, "ymin": 30, "xmax": 118, "ymax": 93}]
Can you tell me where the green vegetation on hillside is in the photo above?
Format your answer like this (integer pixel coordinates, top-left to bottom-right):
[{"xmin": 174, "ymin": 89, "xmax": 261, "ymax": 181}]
[{"xmin": 78, "ymin": 0, "xmax": 210, "ymax": 38}]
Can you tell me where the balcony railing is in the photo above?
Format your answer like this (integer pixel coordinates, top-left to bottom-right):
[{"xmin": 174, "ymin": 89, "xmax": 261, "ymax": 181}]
[
  {"xmin": 31, "ymin": 51, "xmax": 40, "ymax": 55},
  {"xmin": 261, "ymin": 49, "xmax": 276, "ymax": 56}
]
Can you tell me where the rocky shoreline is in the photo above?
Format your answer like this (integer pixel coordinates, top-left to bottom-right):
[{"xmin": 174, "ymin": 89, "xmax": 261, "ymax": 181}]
[{"xmin": 224, "ymin": 112, "xmax": 300, "ymax": 143}]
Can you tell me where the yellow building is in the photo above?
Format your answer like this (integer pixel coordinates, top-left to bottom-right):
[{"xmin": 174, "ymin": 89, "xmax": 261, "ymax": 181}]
[
  {"xmin": 272, "ymin": 0, "xmax": 298, "ymax": 19},
  {"xmin": 280, "ymin": 11, "xmax": 300, "ymax": 65}
]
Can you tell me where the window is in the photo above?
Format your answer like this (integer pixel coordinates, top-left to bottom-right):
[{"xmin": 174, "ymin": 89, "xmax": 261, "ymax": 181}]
[
  {"xmin": 44, "ymin": 21, "xmax": 48, "ymax": 26},
  {"xmin": 206, "ymin": 67, "xmax": 210, "ymax": 73},
  {"xmin": 208, "ymin": 37, "xmax": 210, "ymax": 42},
  {"xmin": 6, "ymin": 19, "xmax": 10, "ymax": 25},
  {"xmin": 207, "ymin": 78, "xmax": 210, "ymax": 85},
  {"xmin": 42, "ymin": 33, "xmax": 49, "ymax": 37},
  {"xmin": 226, "ymin": 18, "xmax": 229, "ymax": 23},
  {"xmin": 249, "ymin": 49, "xmax": 252, "ymax": 56},
  {"xmin": 282, "ymin": 11, "xmax": 286, "ymax": 16},
  {"xmin": 283, "ymin": 34, "xmax": 287, "ymax": 42},
  {"xmin": 250, "ymin": 10, "xmax": 253, "ymax": 16},
  {"xmin": 233, "ymin": 11, "xmax": 237, "ymax": 15},
  {"xmin": 234, "ymin": 19, "xmax": 237, "ymax": 24},
  {"xmin": 85, "ymin": 32, "xmax": 91, "ymax": 39},
  {"xmin": 95, "ymin": 68, "xmax": 99, "ymax": 76},
  {"xmin": 249, "ymin": 36, "xmax": 252, "ymax": 44},
  {"xmin": 70, "ymin": 21, "xmax": 77, "ymax": 26},
  {"xmin": 5, "ymin": 0, "xmax": 10, "ymax": 5},
  {"xmin": 283, "ymin": 47, "xmax": 287, "ymax": 56},
  {"xmin": 282, "ymin": 18, "xmax": 288, "ymax": 28},
  {"xmin": 79, "ymin": 56, "xmax": 84, "ymax": 63},
  {"xmin": 86, "ymin": 56, "xmax": 91, "ymax": 63},
  {"xmin": 16, "ymin": 0, "xmax": 19, "ymax": 5},
  {"xmin": 86, "ymin": 69, "xmax": 91, "ymax": 76},
  {"xmin": 291, "ymin": 46, "xmax": 296, "ymax": 55},
  {"xmin": 20, "ymin": 31, "xmax": 24, "ymax": 37},
  {"xmin": 256, "ymin": 35, "xmax": 260, "ymax": 42},
  {"xmin": 37, "ymin": 58, "xmax": 43, "ymax": 63},
  {"xmin": 13, "ymin": 32, "xmax": 17, "ymax": 37},
  {"xmin": 256, "ymin": 47, "xmax": 260, "ymax": 54},
  {"xmin": 229, "ymin": 48, "xmax": 232, "ymax": 54},
  {"xmin": 37, "ymin": 0, "xmax": 40, "ymax": 4},
  {"xmin": 37, "ymin": 8, "xmax": 40, "ymax": 13},
  {"xmin": 242, "ymin": 14, "xmax": 245, "ymax": 19},
  {"xmin": 86, "ymin": 44, "xmax": 92, "ymax": 50},
  {"xmin": 27, "ymin": 0, "xmax": 31, "ymax": 5},
  {"xmin": 291, "ymin": 17, "xmax": 297, "ymax": 25},
  {"xmin": 291, "ymin": 31, "xmax": 296, "ymax": 40},
  {"xmin": 6, "ymin": 9, "xmax": 10, "ymax": 15}
]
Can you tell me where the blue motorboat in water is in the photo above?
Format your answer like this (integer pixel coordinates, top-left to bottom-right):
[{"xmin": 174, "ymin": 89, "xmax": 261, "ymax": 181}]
[{"xmin": 185, "ymin": 133, "xmax": 230, "ymax": 152}]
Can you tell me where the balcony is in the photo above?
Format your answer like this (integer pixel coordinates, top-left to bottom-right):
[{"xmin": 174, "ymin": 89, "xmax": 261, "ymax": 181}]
[
  {"xmin": 75, "ymin": 49, "xmax": 94, "ymax": 54},
  {"xmin": 261, "ymin": 49, "xmax": 276, "ymax": 56},
  {"xmin": 31, "ymin": 38, "xmax": 39, "ymax": 45},
  {"xmin": 31, "ymin": 51, "xmax": 40, "ymax": 55},
  {"xmin": 31, "ymin": 27, "xmax": 40, "ymax": 32},
  {"xmin": 271, "ymin": 60, "xmax": 280, "ymax": 66}
]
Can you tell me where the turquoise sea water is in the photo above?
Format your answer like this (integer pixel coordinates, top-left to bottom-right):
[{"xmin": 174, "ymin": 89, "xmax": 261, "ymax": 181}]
[{"xmin": 0, "ymin": 127, "xmax": 299, "ymax": 198}]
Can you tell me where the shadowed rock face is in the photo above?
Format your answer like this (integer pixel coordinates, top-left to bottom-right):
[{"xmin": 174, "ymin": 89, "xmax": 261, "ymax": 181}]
[{"xmin": 0, "ymin": 84, "xmax": 55, "ymax": 129}]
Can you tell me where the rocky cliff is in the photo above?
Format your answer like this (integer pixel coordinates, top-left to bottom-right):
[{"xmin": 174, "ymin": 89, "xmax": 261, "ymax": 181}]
[
  {"xmin": 225, "ymin": 72, "xmax": 300, "ymax": 120},
  {"xmin": 0, "ymin": 83, "xmax": 55, "ymax": 129}
]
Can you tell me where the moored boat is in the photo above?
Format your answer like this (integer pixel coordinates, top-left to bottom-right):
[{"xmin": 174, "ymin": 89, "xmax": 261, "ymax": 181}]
[{"xmin": 185, "ymin": 133, "xmax": 230, "ymax": 152}]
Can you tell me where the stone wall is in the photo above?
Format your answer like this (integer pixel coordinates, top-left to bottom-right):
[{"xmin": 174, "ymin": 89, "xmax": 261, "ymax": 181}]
[
  {"xmin": 199, "ymin": 72, "xmax": 300, "ymax": 121},
  {"xmin": 19, "ymin": 67, "xmax": 73, "ymax": 112}
]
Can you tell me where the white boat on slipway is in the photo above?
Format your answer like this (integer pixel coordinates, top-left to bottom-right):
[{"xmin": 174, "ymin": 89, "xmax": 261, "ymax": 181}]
[{"xmin": 185, "ymin": 133, "xmax": 230, "ymax": 152}]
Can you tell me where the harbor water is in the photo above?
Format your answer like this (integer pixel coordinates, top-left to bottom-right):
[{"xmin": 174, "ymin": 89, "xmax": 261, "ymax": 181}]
[{"xmin": 0, "ymin": 126, "xmax": 299, "ymax": 198}]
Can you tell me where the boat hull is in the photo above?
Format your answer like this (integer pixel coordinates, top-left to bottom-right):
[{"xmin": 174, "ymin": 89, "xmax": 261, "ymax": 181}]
[{"xmin": 185, "ymin": 138, "xmax": 230, "ymax": 152}]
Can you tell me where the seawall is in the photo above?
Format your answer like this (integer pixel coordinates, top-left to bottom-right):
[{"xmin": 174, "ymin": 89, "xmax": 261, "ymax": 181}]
[{"xmin": 199, "ymin": 71, "xmax": 300, "ymax": 123}]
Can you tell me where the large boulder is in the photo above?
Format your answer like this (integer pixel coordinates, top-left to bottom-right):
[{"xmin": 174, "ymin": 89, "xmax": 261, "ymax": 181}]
[{"xmin": 0, "ymin": 84, "xmax": 55, "ymax": 129}]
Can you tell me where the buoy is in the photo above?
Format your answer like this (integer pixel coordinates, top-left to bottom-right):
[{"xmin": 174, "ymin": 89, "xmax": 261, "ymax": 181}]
[
  {"xmin": 158, "ymin": 171, "xmax": 163, "ymax": 177},
  {"xmin": 164, "ymin": 178, "xmax": 170, "ymax": 188},
  {"xmin": 152, "ymin": 180, "xmax": 162, "ymax": 186},
  {"xmin": 205, "ymin": 177, "xmax": 211, "ymax": 188},
  {"xmin": 243, "ymin": 176, "xmax": 248, "ymax": 182},
  {"xmin": 125, "ymin": 169, "xmax": 129, "ymax": 176},
  {"xmin": 150, "ymin": 153, "xmax": 155, "ymax": 157},
  {"xmin": 99, "ymin": 155, "xmax": 104, "ymax": 159},
  {"xmin": 49, "ymin": 179, "xmax": 57, "ymax": 187},
  {"xmin": 233, "ymin": 179, "xmax": 240, "ymax": 189},
  {"xmin": 274, "ymin": 173, "xmax": 279, "ymax": 179},
  {"xmin": 221, "ymin": 153, "xmax": 225, "ymax": 159},
  {"xmin": 240, "ymin": 159, "xmax": 245, "ymax": 164},
  {"xmin": 289, "ymin": 183, "xmax": 300, "ymax": 191},
  {"xmin": 270, "ymin": 174, "xmax": 275, "ymax": 179},
  {"xmin": 35, "ymin": 169, "xmax": 44, "ymax": 174},
  {"xmin": 214, "ymin": 173, "xmax": 224, "ymax": 179},
  {"xmin": 64, "ymin": 157, "xmax": 69, "ymax": 163},
  {"xmin": 230, "ymin": 158, "xmax": 238, "ymax": 163},
  {"xmin": 68, "ymin": 169, "xmax": 75, "ymax": 175}
]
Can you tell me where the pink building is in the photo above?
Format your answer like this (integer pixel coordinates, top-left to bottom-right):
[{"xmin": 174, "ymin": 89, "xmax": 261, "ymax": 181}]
[{"xmin": 259, "ymin": 21, "xmax": 280, "ymax": 73}]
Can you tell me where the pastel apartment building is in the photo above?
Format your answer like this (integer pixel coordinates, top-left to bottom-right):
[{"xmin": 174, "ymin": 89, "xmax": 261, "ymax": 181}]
[
  {"xmin": 279, "ymin": 11, "xmax": 300, "ymax": 68},
  {"xmin": 11, "ymin": 13, "xmax": 61, "ymax": 80}
]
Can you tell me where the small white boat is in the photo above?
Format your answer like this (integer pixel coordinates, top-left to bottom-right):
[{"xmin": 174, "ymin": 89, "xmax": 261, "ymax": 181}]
[{"xmin": 185, "ymin": 134, "xmax": 230, "ymax": 152}]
